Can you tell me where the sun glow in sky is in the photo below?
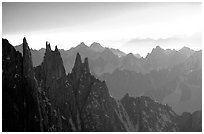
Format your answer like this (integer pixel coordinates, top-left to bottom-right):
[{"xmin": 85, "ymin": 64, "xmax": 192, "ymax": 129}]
[{"xmin": 2, "ymin": 2, "xmax": 202, "ymax": 57}]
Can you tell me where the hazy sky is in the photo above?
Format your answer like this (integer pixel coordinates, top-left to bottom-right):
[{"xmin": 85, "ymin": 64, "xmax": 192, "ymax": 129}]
[{"xmin": 2, "ymin": 2, "xmax": 202, "ymax": 57}]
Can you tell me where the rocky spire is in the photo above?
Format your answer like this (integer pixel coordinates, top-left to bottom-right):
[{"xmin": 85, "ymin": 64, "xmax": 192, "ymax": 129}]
[
  {"xmin": 55, "ymin": 45, "xmax": 58, "ymax": 52},
  {"xmin": 71, "ymin": 53, "xmax": 83, "ymax": 80},
  {"xmin": 72, "ymin": 53, "xmax": 91, "ymax": 77},
  {"xmin": 23, "ymin": 37, "xmax": 27, "ymax": 44},
  {"xmin": 21, "ymin": 37, "xmax": 44, "ymax": 131},
  {"xmin": 73, "ymin": 53, "xmax": 82, "ymax": 69},
  {"xmin": 83, "ymin": 57, "xmax": 90, "ymax": 74},
  {"xmin": 3, "ymin": 38, "xmax": 44, "ymax": 131},
  {"xmin": 46, "ymin": 41, "xmax": 51, "ymax": 52},
  {"xmin": 23, "ymin": 37, "xmax": 28, "ymax": 54},
  {"xmin": 41, "ymin": 42, "xmax": 66, "ymax": 82},
  {"xmin": 23, "ymin": 37, "xmax": 34, "ymax": 77}
]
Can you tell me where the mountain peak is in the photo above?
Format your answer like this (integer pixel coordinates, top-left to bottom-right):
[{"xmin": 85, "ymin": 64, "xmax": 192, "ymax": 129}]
[
  {"xmin": 155, "ymin": 45, "xmax": 162, "ymax": 50},
  {"xmin": 23, "ymin": 37, "xmax": 27, "ymax": 44},
  {"xmin": 146, "ymin": 46, "xmax": 165, "ymax": 58},
  {"xmin": 75, "ymin": 52, "xmax": 83, "ymax": 67},
  {"xmin": 40, "ymin": 41, "xmax": 66, "ymax": 82},
  {"xmin": 72, "ymin": 53, "xmax": 90, "ymax": 75},
  {"xmin": 151, "ymin": 45, "xmax": 164, "ymax": 54},
  {"xmin": 80, "ymin": 42, "xmax": 85, "ymax": 45},
  {"xmin": 79, "ymin": 42, "xmax": 86, "ymax": 47},
  {"xmin": 55, "ymin": 45, "xmax": 59, "ymax": 52},
  {"xmin": 23, "ymin": 37, "xmax": 28, "ymax": 52},
  {"xmin": 71, "ymin": 53, "xmax": 91, "ymax": 96},
  {"xmin": 90, "ymin": 42, "xmax": 104, "ymax": 52},
  {"xmin": 46, "ymin": 41, "xmax": 51, "ymax": 52},
  {"xmin": 90, "ymin": 42, "xmax": 103, "ymax": 48},
  {"xmin": 179, "ymin": 46, "xmax": 195, "ymax": 57},
  {"xmin": 90, "ymin": 42, "xmax": 102, "ymax": 47},
  {"xmin": 75, "ymin": 42, "xmax": 89, "ymax": 50},
  {"xmin": 83, "ymin": 57, "xmax": 90, "ymax": 74},
  {"xmin": 179, "ymin": 46, "xmax": 193, "ymax": 53},
  {"xmin": 72, "ymin": 53, "xmax": 83, "ymax": 78},
  {"xmin": 22, "ymin": 37, "xmax": 34, "ymax": 77},
  {"xmin": 180, "ymin": 46, "xmax": 190, "ymax": 50}
]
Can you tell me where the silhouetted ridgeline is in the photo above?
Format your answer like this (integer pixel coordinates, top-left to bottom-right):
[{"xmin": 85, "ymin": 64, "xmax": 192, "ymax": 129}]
[
  {"xmin": 14, "ymin": 42, "xmax": 202, "ymax": 114},
  {"xmin": 2, "ymin": 38, "xmax": 202, "ymax": 132}
]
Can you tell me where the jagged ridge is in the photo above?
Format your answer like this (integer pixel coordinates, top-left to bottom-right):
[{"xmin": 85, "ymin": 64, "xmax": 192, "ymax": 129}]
[{"xmin": 2, "ymin": 38, "xmax": 202, "ymax": 132}]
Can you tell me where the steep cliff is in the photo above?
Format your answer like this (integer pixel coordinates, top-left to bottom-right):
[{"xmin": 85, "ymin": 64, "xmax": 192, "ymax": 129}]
[{"xmin": 2, "ymin": 38, "xmax": 43, "ymax": 131}]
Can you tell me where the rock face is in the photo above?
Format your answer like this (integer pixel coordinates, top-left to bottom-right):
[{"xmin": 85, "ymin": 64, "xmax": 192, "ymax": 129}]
[
  {"xmin": 121, "ymin": 94, "xmax": 179, "ymax": 132},
  {"xmin": 34, "ymin": 42, "xmax": 67, "ymax": 131},
  {"xmin": 3, "ymin": 38, "xmax": 25, "ymax": 131},
  {"xmin": 42, "ymin": 42, "xmax": 66, "ymax": 80},
  {"xmin": 3, "ymin": 38, "xmax": 202, "ymax": 132},
  {"xmin": 34, "ymin": 45, "xmax": 127, "ymax": 131},
  {"xmin": 2, "ymin": 38, "xmax": 43, "ymax": 131},
  {"xmin": 34, "ymin": 42, "xmax": 66, "ymax": 105}
]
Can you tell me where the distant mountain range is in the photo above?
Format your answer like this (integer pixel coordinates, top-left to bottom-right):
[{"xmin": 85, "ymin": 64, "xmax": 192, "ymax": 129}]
[
  {"xmin": 14, "ymin": 41, "xmax": 202, "ymax": 115},
  {"xmin": 100, "ymin": 52, "xmax": 202, "ymax": 114},
  {"xmin": 14, "ymin": 41, "xmax": 197, "ymax": 76},
  {"xmin": 99, "ymin": 46, "xmax": 201, "ymax": 114},
  {"xmin": 3, "ymin": 38, "xmax": 202, "ymax": 132}
]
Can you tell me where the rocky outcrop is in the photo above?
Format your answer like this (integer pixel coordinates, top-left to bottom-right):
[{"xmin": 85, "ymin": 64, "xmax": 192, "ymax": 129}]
[
  {"xmin": 34, "ymin": 42, "xmax": 66, "ymax": 103},
  {"xmin": 22, "ymin": 37, "xmax": 44, "ymax": 131},
  {"xmin": 34, "ymin": 42, "xmax": 68, "ymax": 131},
  {"xmin": 42, "ymin": 42, "xmax": 66, "ymax": 82},
  {"xmin": 66, "ymin": 53, "xmax": 126, "ymax": 131},
  {"xmin": 121, "ymin": 94, "xmax": 179, "ymax": 131},
  {"xmin": 2, "ymin": 38, "xmax": 24, "ymax": 131},
  {"xmin": 2, "ymin": 38, "xmax": 43, "ymax": 131},
  {"xmin": 3, "ymin": 38, "xmax": 64, "ymax": 132}
]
